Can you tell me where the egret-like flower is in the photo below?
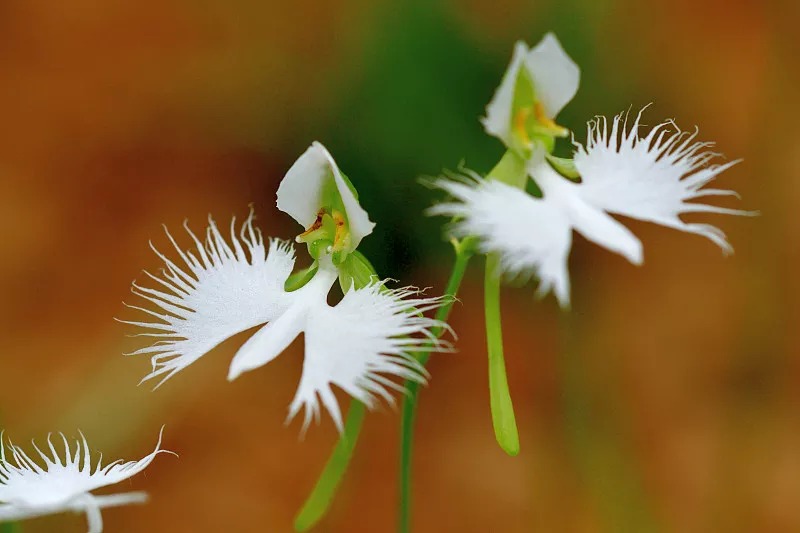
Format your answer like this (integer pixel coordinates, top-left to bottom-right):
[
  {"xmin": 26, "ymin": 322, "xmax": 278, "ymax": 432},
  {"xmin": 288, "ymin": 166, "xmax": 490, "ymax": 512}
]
[
  {"xmin": 0, "ymin": 428, "xmax": 172, "ymax": 533},
  {"xmin": 122, "ymin": 142, "xmax": 451, "ymax": 432},
  {"xmin": 431, "ymin": 33, "xmax": 753, "ymax": 307}
]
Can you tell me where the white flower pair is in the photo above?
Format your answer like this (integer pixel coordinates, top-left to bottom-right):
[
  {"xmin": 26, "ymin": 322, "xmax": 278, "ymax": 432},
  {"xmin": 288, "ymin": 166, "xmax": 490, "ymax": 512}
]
[{"xmin": 431, "ymin": 34, "xmax": 752, "ymax": 306}]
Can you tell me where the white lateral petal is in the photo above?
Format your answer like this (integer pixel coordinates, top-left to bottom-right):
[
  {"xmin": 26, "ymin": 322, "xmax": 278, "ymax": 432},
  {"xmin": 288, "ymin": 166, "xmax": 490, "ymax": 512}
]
[
  {"xmin": 277, "ymin": 142, "xmax": 375, "ymax": 250},
  {"xmin": 288, "ymin": 283, "xmax": 449, "ymax": 433},
  {"xmin": 573, "ymin": 110, "xmax": 754, "ymax": 253},
  {"xmin": 481, "ymin": 41, "xmax": 529, "ymax": 146},
  {"xmin": 429, "ymin": 174, "xmax": 574, "ymax": 307},
  {"xmin": 120, "ymin": 211, "xmax": 296, "ymax": 386},
  {"xmin": 524, "ymin": 33, "xmax": 580, "ymax": 118}
]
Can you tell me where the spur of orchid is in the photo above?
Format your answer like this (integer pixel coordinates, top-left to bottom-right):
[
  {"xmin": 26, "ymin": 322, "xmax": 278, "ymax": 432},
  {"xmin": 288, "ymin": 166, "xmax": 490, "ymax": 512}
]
[
  {"xmin": 0, "ymin": 428, "xmax": 172, "ymax": 533},
  {"xmin": 427, "ymin": 33, "xmax": 754, "ymax": 457}
]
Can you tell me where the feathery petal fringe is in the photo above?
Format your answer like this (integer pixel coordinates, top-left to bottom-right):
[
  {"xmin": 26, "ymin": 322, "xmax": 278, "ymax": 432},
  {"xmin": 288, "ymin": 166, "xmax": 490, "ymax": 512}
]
[
  {"xmin": 288, "ymin": 282, "xmax": 453, "ymax": 433},
  {"xmin": 0, "ymin": 428, "xmax": 171, "ymax": 508},
  {"xmin": 119, "ymin": 210, "xmax": 295, "ymax": 387},
  {"xmin": 573, "ymin": 108, "xmax": 754, "ymax": 253},
  {"xmin": 429, "ymin": 174, "xmax": 573, "ymax": 306}
]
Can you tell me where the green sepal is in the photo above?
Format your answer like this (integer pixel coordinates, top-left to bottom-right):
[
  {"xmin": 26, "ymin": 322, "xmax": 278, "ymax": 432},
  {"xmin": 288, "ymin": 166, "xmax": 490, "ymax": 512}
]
[
  {"xmin": 546, "ymin": 154, "xmax": 581, "ymax": 181},
  {"xmin": 284, "ymin": 262, "xmax": 319, "ymax": 292},
  {"xmin": 337, "ymin": 251, "xmax": 378, "ymax": 292}
]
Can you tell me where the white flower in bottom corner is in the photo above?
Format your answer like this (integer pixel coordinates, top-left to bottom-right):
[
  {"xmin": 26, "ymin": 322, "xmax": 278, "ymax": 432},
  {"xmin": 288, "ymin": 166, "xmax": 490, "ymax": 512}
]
[
  {"xmin": 122, "ymin": 212, "xmax": 450, "ymax": 433},
  {"xmin": 0, "ymin": 428, "xmax": 172, "ymax": 533},
  {"xmin": 431, "ymin": 110, "xmax": 754, "ymax": 307}
]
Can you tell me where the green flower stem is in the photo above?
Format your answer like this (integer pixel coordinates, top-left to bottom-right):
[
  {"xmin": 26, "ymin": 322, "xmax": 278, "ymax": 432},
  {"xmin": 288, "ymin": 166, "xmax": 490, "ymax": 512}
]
[
  {"xmin": 398, "ymin": 240, "xmax": 473, "ymax": 533},
  {"xmin": 293, "ymin": 401, "xmax": 366, "ymax": 532},
  {"xmin": 294, "ymin": 252, "xmax": 379, "ymax": 532},
  {"xmin": 484, "ymin": 253, "xmax": 520, "ymax": 456}
]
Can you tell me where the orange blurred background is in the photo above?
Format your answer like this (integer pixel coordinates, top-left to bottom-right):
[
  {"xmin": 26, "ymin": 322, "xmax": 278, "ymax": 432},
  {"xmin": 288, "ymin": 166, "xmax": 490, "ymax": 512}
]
[{"xmin": 0, "ymin": 0, "xmax": 797, "ymax": 531}]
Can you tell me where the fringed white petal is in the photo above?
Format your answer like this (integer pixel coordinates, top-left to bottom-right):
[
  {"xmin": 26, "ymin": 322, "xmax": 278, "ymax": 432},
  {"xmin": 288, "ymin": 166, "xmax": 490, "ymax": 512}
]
[
  {"xmin": 573, "ymin": 110, "xmax": 753, "ymax": 253},
  {"xmin": 530, "ymin": 161, "xmax": 644, "ymax": 266},
  {"xmin": 0, "ymin": 428, "xmax": 172, "ymax": 526},
  {"xmin": 481, "ymin": 41, "xmax": 529, "ymax": 146},
  {"xmin": 288, "ymin": 283, "xmax": 450, "ymax": 433},
  {"xmin": 524, "ymin": 33, "xmax": 580, "ymax": 118},
  {"xmin": 277, "ymin": 141, "xmax": 376, "ymax": 251},
  {"xmin": 429, "ymin": 174, "xmax": 573, "ymax": 307},
  {"xmin": 120, "ymin": 211, "xmax": 296, "ymax": 386}
]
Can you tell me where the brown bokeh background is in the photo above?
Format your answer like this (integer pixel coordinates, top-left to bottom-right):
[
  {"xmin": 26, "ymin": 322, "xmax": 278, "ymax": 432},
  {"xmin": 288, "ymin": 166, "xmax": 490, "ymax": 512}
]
[{"xmin": 0, "ymin": 0, "xmax": 797, "ymax": 531}]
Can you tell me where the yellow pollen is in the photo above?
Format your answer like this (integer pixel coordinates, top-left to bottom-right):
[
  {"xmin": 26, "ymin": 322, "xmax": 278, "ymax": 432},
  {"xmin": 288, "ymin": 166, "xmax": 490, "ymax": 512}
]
[
  {"xmin": 332, "ymin": 210, "xmax": 347, "ymax": 251},
  {"xmin": 534, "ymin": 102, "xmax": 568, "ymax": 137},
  {"xmin": 513, "ymin": 106, "xmax": 533, "ymax": 147}
]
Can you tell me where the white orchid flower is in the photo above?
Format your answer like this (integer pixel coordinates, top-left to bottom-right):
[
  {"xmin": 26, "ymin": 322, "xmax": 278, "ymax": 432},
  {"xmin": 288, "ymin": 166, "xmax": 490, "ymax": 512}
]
[
  {"xmin": 481, "ymin": 33, "xmax": 580, "ymax": 153},
  {"xmin": 123, "ymin": 213, "xmax": 448, "ymax": 432},
  {"xmin": 431, "ymin": 110, "xmax": 753, "ymax": 307},
  {"xmin": 123, "ymin": 143, "xmax": 450, "ymax": 432},
  {"xmin": 0, "ymin": 428, "xmax": 172, "ymax": 533}
]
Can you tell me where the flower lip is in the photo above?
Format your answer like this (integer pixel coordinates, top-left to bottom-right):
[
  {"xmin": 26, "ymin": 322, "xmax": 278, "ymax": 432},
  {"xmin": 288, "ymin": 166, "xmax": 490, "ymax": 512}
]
[
  {"xmin": 0, "ymin": 427, "xmax": 174, "ymax": 532},
  {"xmin": 225, "ymin": 260, "xmax": 339, "ymax": 382},
  {"xmin": 277, "ymin": 141, "xmax": 376, "ymax": 252},
  {"xmin": 224, "ymin": 255, "xmax": 451, "ymax": 434}
]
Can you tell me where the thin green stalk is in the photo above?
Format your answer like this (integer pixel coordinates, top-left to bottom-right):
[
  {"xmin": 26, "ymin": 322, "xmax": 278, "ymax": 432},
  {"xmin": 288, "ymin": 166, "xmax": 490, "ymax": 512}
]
[
  {"xmin": 294, "ymin": 401, "xmax": 366, "ymax": 532},
  {"xmin": 484, "ymin": 254, "xmax": 519, "ymax": 456},
  {"xmin": 398, "ymin": 242, "xmax": 472, "ymax": 533},
  {"xmin": 293, "ymin": 252, "xmax": 378, "ymax": 532}
]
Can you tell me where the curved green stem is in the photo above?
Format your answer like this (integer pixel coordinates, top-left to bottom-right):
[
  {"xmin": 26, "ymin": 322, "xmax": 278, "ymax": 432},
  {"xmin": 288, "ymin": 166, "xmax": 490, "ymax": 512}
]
[
  {"xmin": 398, "ymin": 242, "xmax": 472, "ymax": 533},
  {"xmin": 293, "ymin": 401, "xmax": 366, "ymax": 532},
  {"xmin": 484, "ymin": 253, "xmax": 519, "ymax": 456}
]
